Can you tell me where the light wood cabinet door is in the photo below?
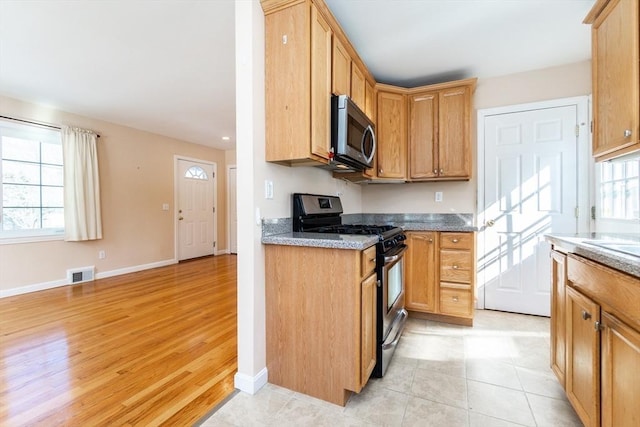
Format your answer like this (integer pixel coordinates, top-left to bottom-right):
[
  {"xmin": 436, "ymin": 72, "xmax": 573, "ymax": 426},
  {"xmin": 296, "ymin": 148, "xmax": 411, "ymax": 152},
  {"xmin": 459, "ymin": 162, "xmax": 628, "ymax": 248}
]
[
  {"xmin": 332, "ymin": 37, "xmax": 350, "ymax": 96},
  {"xmin": 438, "ymin": 85, "xmax": 471, "ymax": 178},
  {"xmin": 264, "ymin": 2, "xmax": 310, "ymax": 163},
  {"xmin": 591, "ymin": 0, "xmax": 640, "ymax": 161},
  {"xmin": 408, "ymin": 92, "xmax": 438, "ymax": 180},
  {"xmin": 376, "ymin": 90, "xmax": 407, "ymax": 179},
  {"xmin": 361, "ymin": 273, "xmax": 377, "ymax": 387},
  {"xmin": 365, "ymin": 80, "xmax": 376, "ymax": 122},
  {"xmin": 550, "ymin": 250, "xmax": 567, "ymax": 388},
  {"xmin": 405, "ymin": 232, "xmax": 437, "ymax": 312},
  {"xmin": 565, "ymin": 286, "xmax": 601, "ymax": 427},
  {"xmin": 310, "ymin": 6, "xmax": 332, "ymax": 160},
  {"xmin": 601, "ymin": 311, "xmax": 640, "ymax": 427},
  {"xmin": 351, "ymin": 63, "xmax": 365, "ymax": 110}
]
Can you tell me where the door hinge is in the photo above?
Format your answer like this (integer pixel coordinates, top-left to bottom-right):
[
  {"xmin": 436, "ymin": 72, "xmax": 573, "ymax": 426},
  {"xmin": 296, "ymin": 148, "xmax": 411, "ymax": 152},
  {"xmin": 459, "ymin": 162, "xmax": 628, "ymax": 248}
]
[
  {"xmin": 575, "ymin": 125, "xmax": 579, "ymax": 137},
  {"xmin": 591, "ymin": 206, "xmax": 596, "ymax": 220},
  {"xmin": 590, "ymin": 121, "xmax": 594, "ymax": 134},
  {"xmin": 213, "ymin": 241, "xmax": 216, "ymax": 248},
  {"xmin": 574, "ymin": 206, "xmax": 579, "ymax": 218},
  {"xmin": 595, "ymin": 321, "xmax": 604, "ymax": 331},
  {"xmin": 213, "ymin": 207, "xmax": 216, "ymax": 213}
]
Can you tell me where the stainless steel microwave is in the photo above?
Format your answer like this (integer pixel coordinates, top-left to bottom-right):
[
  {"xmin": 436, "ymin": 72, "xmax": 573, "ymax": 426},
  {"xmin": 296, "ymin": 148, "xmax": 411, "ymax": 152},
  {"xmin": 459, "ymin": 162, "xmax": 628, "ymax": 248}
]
[{"xmin": 331, "ymin": 94, "xmax": 376, "ymax": 170}]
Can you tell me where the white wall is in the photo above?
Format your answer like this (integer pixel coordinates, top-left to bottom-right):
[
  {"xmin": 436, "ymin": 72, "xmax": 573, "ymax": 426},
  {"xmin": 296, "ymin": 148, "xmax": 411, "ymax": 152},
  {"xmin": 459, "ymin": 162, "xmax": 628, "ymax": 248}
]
[{"xmin": 363, "ymin": 60, "xmax": 592, "ymax": 216}]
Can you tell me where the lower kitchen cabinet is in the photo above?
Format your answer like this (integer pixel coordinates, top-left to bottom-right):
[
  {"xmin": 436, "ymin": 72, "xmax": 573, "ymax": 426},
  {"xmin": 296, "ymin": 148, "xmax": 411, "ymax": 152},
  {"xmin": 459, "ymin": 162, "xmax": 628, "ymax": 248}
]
[
  {"xmin": 550, "ymin": 249, "xmax": 567, "ymax": 387},
  {"xmin": 601, "ymin": 312, "xmax": 640, "ymax": 427},
  {"xmin": 565, "ymin": 286, "xmax": 600, "ymax": 427},
  {"xmin": 551, "ymin": 250, "xmax": 640, "ymax": 427},
  {"xmin": 264, "ymin": 244, "xmax": 376, "ymax": 406},
  {"xmin": 405, "ymin": 231, "xmax": 475, "ymax": 325}
]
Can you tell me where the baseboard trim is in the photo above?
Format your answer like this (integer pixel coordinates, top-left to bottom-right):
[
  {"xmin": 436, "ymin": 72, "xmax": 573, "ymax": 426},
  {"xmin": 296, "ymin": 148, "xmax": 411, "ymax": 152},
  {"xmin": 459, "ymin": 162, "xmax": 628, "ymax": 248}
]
[
  {"xmin": 234, "ymin": 368, "xmax": 268, "ymax": 395},
  {"xmin": 95, "ymin": 258, "xmax": 177, "ymax": 279},
  {"xmin": 0, "ymin": 278, "xmax": 68, "ymax": 299},
  {"xmin": 215, "ymin": 248, "xmax": 230, "ymax": 256},
  {"xmin": 1, "ymin": 258, "xmax": 178, "ymax": 299}
]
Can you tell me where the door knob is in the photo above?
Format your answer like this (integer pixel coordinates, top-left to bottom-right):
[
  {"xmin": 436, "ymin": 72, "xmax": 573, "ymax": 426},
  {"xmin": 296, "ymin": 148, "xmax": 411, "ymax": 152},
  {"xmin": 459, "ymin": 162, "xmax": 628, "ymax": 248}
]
[{"xmin": 485, "ymin": 219, "xmax": 496, "ymax": 227}]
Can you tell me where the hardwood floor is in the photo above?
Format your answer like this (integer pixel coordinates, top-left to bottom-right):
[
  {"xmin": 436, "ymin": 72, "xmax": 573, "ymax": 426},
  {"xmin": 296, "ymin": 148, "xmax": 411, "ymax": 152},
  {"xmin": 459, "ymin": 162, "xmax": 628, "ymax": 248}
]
[{"xmin": 0, "ymin": 255, "xmax": 237, "ymax": 426}]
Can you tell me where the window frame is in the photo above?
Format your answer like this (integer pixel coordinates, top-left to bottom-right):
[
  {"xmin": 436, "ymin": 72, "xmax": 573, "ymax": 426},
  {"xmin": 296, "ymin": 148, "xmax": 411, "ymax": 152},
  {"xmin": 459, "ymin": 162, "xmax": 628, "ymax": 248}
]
[
  {"xmin": 0, "ymin": 120, "xmax": 65, "ymax": 244},
  {"xmin": 595, "ymin": 156, "xmax": 640, "ymax": 222}
]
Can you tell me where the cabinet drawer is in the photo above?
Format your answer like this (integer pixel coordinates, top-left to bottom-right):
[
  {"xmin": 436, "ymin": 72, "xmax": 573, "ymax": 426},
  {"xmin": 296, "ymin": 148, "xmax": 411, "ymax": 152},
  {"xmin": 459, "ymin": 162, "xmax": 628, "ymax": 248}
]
[
  {"xmin": 440, "ymin": 249, "xmax": 471, "ymax": 283},
  {"xmin": 440, "ymin": 232, "xmax": 473, "ymax": 250},
  {"xmin": 361, "ymin": 245, "xmax": 377, "ymax": 278},
  {"xmin": 439, "ymin": 288, "xmax": 473, "ymax": 317},
  {"xmin": 567, "ymin": 254, "xmax": 640, "ymax": 329}
]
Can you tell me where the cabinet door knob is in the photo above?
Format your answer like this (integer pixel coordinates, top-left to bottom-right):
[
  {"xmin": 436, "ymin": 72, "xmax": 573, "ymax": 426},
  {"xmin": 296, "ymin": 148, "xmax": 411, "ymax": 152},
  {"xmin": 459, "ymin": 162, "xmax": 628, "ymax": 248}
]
[
  {"xmin": 452, "ymin": 296, "xmax": 459, "ymax": 302},
  {"xmin": 581, "ymin": 310, "xmax": 591, "ymax": 320},
  {"xmin": 379, "ymin": 169, "xmax": 383, "ymax": 174},
  {"xmin": 428, "ymin": 238, "xmax": 433, "ymax": 243},
  {"xmin": 624, "ymin": 129, "xmax": 632, "ymax": 138},
  {"xmin": 452, "ymin": 265, "xmax": 458, "ymax": 269},
  {"xmin": 440, "ymin": 169, "xmax": 444, "ymax": 174},
  {"xmin": 433, "ymin": 169, "xmax": 438, "ymax": 174}
]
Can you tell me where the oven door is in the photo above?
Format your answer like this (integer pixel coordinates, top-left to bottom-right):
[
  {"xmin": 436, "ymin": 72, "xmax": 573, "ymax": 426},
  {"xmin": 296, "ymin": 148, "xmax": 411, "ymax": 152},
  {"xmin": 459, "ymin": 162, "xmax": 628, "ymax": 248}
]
[
  {"xmin": 381, "ymin": 244, "xmax": 408, "ymax": 343},
  {"xmin": 376, "ymin": 243, "xmax": 408, "ymax": 377}
]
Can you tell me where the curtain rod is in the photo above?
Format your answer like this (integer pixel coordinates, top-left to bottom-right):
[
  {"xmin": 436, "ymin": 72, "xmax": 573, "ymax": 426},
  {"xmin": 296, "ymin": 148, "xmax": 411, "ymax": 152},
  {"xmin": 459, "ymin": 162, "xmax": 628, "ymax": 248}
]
[{"xmin": 0, "ymin": 115, "xmax": 100, "ymax": 137}]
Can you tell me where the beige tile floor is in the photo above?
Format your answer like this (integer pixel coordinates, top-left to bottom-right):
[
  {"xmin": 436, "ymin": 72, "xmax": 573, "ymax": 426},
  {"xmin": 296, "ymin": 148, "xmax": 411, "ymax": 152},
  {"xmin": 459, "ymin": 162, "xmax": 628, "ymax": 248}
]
[{"xmin": 200, "ymin": 310, "xmax": 582, "ymax": 427}]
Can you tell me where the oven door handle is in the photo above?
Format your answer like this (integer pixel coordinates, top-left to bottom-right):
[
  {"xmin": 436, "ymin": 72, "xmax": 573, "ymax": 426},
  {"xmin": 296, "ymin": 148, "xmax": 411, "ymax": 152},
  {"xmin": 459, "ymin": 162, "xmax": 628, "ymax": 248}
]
[
  {"xmin": 384, "ymin": 245, "xmax": 407, "ymax": 264},
  {"xmin": 382, "ymin": 309, "xmax": 408, "ymax": 350}
]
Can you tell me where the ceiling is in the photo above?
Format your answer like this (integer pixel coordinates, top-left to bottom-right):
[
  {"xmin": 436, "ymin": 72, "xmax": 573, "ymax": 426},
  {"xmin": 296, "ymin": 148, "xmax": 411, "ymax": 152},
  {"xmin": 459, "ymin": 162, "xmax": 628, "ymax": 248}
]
[{"xmin": 0, "ymin": 1, "xmax": 595, "ymax": 151}]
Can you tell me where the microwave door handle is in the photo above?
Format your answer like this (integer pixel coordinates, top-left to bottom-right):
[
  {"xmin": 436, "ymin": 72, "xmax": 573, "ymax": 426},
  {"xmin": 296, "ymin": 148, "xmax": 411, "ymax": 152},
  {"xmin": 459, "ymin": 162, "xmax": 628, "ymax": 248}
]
[{"xmin": 361, "ymin": 125, "xmax": 376, "ymax": 164}]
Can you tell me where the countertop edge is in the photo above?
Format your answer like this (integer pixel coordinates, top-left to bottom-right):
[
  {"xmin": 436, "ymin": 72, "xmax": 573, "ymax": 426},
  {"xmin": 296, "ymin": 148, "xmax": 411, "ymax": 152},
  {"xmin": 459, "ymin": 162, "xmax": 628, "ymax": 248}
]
[{"xmin": 545, "ymin": 234, "xmax": 640, "ymax": 279}]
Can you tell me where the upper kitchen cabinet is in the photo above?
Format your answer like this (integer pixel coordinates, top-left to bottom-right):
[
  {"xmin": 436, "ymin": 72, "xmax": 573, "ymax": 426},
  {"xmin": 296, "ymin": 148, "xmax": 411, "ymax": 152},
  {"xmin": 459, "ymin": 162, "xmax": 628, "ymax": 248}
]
[
  {"xmin": 377, "ymin": 86, "xmax": 407, "ymax": 179},
  {"xmin": 332, "ymin": 36, "xmax": 351, "ymax": 97},
  {"xmin": 408, "ymin": 79, "xmax": 476, "ymax": 181},
  {"xmin": 585, "ymin": 0, "xmax": 640, "ymax": 161},
  {"xmin": 350, "ymin": 63, "xmax": 366, "ymax": 110},
  {"xmin": 262, "ymin": 0, "xmax": 377, "ymax": 167},
  {"xmin": 263, "ymin": 0, "xmax": 332, "ymax": 165}
]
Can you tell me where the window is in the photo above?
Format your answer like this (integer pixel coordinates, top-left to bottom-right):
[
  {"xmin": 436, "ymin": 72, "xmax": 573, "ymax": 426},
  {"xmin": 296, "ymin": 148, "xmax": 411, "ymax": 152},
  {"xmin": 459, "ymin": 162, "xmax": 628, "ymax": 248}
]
[
  {"xmin": 1, "ymin": 120, "xmax": 64, "ymax": 240},
  {"xmin": 184, "ymin": 165, "xmax": 208, "ymax": 180},
  {"xmin": 597, "ymin": 156, "xmax": 640, "ymax": 220}
]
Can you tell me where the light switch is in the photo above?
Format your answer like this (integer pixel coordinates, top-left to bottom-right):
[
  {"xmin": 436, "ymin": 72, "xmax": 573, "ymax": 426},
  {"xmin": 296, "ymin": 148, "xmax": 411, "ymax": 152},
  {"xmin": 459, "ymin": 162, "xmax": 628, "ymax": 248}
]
[
  {"xmin": 265, "ymin": 180, "xmax": 274, "ymax": 199},
  {"xmin": 435, "ymin": 192, "xmax": 443, "ymax": 202},
  {"xmin": 162, "ymin": 203, "xmax": 169, "ymax": 211}
]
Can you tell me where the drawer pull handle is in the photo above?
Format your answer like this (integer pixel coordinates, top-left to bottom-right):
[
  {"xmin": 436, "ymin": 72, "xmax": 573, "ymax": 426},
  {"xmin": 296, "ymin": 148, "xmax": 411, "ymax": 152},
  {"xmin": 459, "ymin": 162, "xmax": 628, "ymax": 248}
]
[
  {"xmin": 452, "ymin": 265, "xmax": 458, "ymax": 269},
  {"xmin": 581, "ymin": 310, "xmax": 591, "ymax": 321},
  {"xmin": 452, "ymin": 238, "xmax": 459, "ymax": 243},
  {"xmin": 452, "ymin": 296, "xmax": 459, "ymax": 302}
]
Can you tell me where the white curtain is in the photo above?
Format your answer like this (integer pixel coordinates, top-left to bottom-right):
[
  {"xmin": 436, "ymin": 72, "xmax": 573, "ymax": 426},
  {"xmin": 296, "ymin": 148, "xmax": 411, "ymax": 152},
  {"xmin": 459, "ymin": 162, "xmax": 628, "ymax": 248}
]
[{"xmin": 62, "ymin": 126, "xmax": 102, "ymax": 241}]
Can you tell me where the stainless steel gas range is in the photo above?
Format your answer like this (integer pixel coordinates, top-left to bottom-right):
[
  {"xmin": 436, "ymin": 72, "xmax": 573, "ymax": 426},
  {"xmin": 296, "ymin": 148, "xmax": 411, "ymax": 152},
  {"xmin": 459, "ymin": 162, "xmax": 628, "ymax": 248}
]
[{"xmin": 292, "ymin": 193, "xmax": 408, "ymax": 377}]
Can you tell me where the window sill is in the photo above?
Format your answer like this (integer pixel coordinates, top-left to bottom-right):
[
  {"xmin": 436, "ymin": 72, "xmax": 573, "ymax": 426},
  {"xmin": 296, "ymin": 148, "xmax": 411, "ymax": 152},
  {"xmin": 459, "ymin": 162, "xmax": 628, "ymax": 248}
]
[{"xmin": 0, "ymin": 234, "xmax": 65, "ymax": 245}]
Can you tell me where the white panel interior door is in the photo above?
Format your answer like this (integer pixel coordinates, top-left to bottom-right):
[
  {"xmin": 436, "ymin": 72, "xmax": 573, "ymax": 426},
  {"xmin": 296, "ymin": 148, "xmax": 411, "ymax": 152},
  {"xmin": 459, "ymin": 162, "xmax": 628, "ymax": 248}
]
[
  {"xmin": 482, "ymin": 105, "xmax": 578, "ymax": 316},
  {"xmin": 228, "ymin": 166, "xmax": 237, "ymax": 254},
  {"xmin": 177, "ymin": 159, "xmax": 215, "ymax": 261}
]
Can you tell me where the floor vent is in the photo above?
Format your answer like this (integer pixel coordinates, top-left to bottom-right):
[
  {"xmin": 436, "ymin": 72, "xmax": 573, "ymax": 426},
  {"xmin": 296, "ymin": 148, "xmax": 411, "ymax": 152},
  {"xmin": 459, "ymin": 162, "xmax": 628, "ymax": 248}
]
[{"xmin": 67, "ymin": 266, "xmax": 95, "ymax": 284}]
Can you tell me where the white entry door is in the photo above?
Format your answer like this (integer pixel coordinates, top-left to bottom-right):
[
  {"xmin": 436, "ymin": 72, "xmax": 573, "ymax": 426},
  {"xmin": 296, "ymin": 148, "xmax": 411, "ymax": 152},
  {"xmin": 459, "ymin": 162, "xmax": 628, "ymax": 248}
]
[
  {"xmin": 480, "ymin": 103, "xmax": 582, "ymax": 316},
  {"xmin": 228, "ymin": 166, "xmax": 237, "ymax": 254},
  {"xmin": 177, "ymin": 159, "xmax": 216, "ymax": 261}
]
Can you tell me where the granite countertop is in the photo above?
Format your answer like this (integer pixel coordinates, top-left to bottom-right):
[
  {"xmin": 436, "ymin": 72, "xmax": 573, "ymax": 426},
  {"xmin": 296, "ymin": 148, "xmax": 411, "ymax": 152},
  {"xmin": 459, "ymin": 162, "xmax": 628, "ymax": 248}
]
[
  {"xmin": 261, "ymin": 213, "xmax": 478, "ymax": 250},
  {"xmin": 262, "ymin": 232, "xmax": 379, "ymax": 250},
  {"xmin": 545, "ymin": 233, "xmax": 640, "ymax": 278}
]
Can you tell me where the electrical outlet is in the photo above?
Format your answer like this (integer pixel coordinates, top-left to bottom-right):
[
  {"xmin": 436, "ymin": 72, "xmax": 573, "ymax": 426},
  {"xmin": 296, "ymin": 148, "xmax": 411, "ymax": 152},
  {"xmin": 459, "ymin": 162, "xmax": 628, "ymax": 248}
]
[
  {"xmin": 98, "ymin": 250, "xmax": 106, "ymax": 259},
  {"xmin": 435, "ymin": 191, "xmax": 443, "ymax": 202}
]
